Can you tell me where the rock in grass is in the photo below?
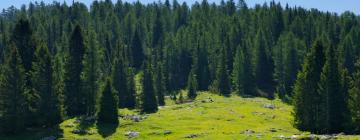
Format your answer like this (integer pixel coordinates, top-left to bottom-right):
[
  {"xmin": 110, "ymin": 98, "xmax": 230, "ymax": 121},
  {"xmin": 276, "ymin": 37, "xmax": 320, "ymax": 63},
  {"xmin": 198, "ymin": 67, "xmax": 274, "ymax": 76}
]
[
  {"xmin": 125, "ymin": 131, "xmax": 140, "ymax": 139},
  {"xmin": 240, "ymin": 130, "xmax": 255, "ymax": 134},
  {"xmin": 263, "ymin": 104, "xmax": 275, "ymax": 109},
  {"xmin": 185, "ymin": 133, "xmax": 199, "ymax": 138},
  {"xmin": 269, "ymin": 128, "xmax": 277, "ymax": 132},
  {"xmin": 41, "ymin": 136, "xmax": 56, "ymax": 140},
  {"xmin": 164, "ymin": 130, "xmax": 172, "ymax": 135},
  {"xmin": 71, "ymin": 129, "xmax": 86, "ymax": 135}
]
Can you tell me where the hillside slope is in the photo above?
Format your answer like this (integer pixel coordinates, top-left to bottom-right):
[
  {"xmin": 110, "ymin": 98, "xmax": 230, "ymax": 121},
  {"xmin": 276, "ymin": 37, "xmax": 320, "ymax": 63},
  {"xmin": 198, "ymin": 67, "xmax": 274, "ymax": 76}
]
[{"xmin": 4, "ymin": 92, "xmax": 360, "ymax": 140}]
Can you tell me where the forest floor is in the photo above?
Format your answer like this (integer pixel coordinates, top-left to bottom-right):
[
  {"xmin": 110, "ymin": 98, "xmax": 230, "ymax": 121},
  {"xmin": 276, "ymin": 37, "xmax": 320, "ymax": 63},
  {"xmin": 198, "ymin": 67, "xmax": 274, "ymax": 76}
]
[{"xmin": 4, "ymin": 92, "xmax": 360, "ymax": 140}]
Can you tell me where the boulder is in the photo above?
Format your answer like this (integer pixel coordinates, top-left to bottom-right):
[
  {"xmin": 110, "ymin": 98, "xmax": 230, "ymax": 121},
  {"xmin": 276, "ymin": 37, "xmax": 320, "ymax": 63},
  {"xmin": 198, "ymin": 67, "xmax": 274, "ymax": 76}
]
[
  {"xmin": 240, "ymin": 130, "xmax": 255, "ymax": 134},
  {"xmin": 125, "ymin": 131, "xmax": 140, "ymax": 139},
  {"xmin": 185, "ymin": 133, "xmax": 199, "ymax": 138},
  {"xmin": 164, "ymin": 130, "xmax": 172, "ymax": 135}
]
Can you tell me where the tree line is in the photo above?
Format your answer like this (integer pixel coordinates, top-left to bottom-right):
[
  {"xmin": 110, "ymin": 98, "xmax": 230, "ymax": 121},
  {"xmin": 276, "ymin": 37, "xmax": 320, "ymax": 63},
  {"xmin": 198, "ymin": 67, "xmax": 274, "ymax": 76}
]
[{"xmin": 0, "ymin": 0, "xmax": 360, "ymax": 135}]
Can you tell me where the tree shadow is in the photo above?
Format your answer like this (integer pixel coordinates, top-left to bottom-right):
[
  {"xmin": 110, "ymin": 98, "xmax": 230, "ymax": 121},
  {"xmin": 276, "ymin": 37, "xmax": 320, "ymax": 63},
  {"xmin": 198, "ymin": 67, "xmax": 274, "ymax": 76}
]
[{"xmin": 97, "ymin": 122, "xmax": 118, "ymax": 138}]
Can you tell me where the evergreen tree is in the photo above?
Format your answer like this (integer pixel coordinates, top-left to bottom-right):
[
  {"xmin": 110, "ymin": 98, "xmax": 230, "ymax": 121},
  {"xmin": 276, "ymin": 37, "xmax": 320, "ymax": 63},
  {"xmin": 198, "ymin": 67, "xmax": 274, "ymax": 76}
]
[
  {"xmin": 317, "ymin": 45, "xmax": 348, "ymax": 133},
  {"xmin": 232, "ymin": 45, "xmax": 255, "ymax": 96},
  {"xmin": 349, "ymin": 61, "xmax": 360, "ymax": 132},
  {"xmin": 31, "ymin": 44, "xmax": 62, "ymax": 126},
  {"xmin": 131, "ymin": 25, "xmax": 144, "ymax": 69},
  {"xmin": 254, "ymin": 29, "xmax": 274, "ymax": 94},
  {"xmin": 214, "ymin": 46, "xmax": 231, "ymax": 96},
  {"xmin": 64, "ymin": 25, "xmax": 86, "ymax": 116},
  {"xmin": 140, "ymin": 59, "xmax": 158, "ymax": 113},
  {"xmin": 0, "ymin": 46, "xmax": 26, "ymax": 134},
  {"xmin": 112, "ymin": 57, "xmax": 128, "ymax": 108},
  {"xmin": 187, "ymin": 70, "xmax": 197, "ymax": 99},
  {"xmin": 97, "ymin": 78, "xmax": 119, "ymax": 124},
  {"xmin": 125, "ymin": 68, "xmax": 137, "ymax": 109},
  {"xmin": 81, "ymin": 29, "xmax": 103, "ymax": 116},
  {"xmin": 293, "ymin": 39, "xmax": 326, "ymax": 133},
  {"xmin": 154, "ymin": 63, "xmax": 166, "ymax": 106}
]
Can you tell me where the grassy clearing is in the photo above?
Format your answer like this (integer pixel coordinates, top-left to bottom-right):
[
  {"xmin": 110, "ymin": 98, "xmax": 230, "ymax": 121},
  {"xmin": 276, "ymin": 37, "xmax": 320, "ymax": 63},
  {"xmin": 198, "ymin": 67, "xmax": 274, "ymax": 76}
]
[{"xmin": 3, "ymin": 92, "xmax": 360, "ymax": 140}]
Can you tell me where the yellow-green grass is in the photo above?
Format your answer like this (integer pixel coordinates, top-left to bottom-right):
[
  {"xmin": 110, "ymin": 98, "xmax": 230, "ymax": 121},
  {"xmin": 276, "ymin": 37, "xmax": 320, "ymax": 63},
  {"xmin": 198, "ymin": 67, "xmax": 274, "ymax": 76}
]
[{"xmin": 3, "ymin": 92, "xmax": 360, "ymax": 140}]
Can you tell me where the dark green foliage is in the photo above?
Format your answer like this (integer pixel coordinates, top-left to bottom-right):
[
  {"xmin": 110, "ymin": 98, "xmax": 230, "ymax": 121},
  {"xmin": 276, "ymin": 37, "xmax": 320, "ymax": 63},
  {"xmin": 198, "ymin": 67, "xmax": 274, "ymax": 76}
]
[
  {"xmin": 112, "ymin": 56, "xmax": 130, "ymax": 108},
  {"xmin": 349, "ymin": 61, "xmax": 360, "ymax": 132},
  {"xmin": 232, "ymin": 46, "xmax": 255, "ymax": 96},
  {"xmin": 317, "ymin": 45, "xmax": 348, "ymax": 133},
  {"xmin": 140, "ymin": 60, "xmax": 158, "ymax": 113},
  {"xmin": 82, "ymin": 29, "xmax": 103, "ymax": 116},
  {"xmin": 64, "ymin": 25, "xmax": 86, "ymax": 116},
  {"xmin": 154, "ymin": 63, "xmax": 166, "ymax": 106},
  {"xmin": 11, "ymin": 19, "xmax": 36, "ymax": 72},
  {"xmin": 187, "ymin": 70, "xmax": 197, "ymax": 99},
  {"xmin": 254, "ymin": 29, "xmax": 274, "ymax": 95},
  {"xmin": 0, "ymin": 46, "xmax": 26, "ymax": 134},
  {"xmin": 31, "ymin": 44, "xmax": 62, "ymax": 126},
  {"xmin": 293, "ymin": 39, "xmax": 326, "ymax": 133},
  {"xmin": 97, "ymin": 78, "xmax": 119, "ymax": 124},
  {"xmin": 131, "ymin": 25, "xmax": 144, "ymax": 69},
  {"xmin": 214, "ymin": 46, "xmax": 231, "ymax": 96}
]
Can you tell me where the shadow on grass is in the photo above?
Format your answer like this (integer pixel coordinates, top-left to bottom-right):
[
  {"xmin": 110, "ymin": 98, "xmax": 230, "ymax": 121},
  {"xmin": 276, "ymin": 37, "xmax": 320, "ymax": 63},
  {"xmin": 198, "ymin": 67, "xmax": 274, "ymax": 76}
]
[
  {"xmin": 0, "ymin": 124, "xmax": 64, "ymax": 140},
  {"xmin": 97, "ymin": 122, "xmax": 118, "ymax": 138}
]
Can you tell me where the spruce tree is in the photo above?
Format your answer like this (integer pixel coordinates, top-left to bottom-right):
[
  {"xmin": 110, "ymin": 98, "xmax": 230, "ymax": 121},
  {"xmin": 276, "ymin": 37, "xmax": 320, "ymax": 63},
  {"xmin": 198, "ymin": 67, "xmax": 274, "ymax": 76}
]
[
  {"xmin": 214, "ymin": 46, "xmax": 231, "ymax": 96},
  {"xmin": 254, "ymin": 29, "xmax": 274, "ymax": 94},
  {"xmin": 131, "ymin": 25, "xmax": 144, "ymax": 69},
  {"xmin": 187, "ymin": 70, "xmax": 197, "ymax": 99},
  {"xmin": 81, "ymin": 29, "xmax": 103, "ymax": 116},
  {"xmin": 317, "ymin": 45, "xmax": 347, "ymax": 133},
  {"xmin": 154, "ymin": 63, "xmax": 166, "ymax": 106},
  {"xmin": 140, "ymin": 59, "xmax": 158, "ymax": 113},
  {"xmin": 64, "ymin": 25, "xmax": 86, "ymax": 116},
  {"xmin": 112, "ymin": 57, "xmax": 128, "ymax": 108},
  {"xmin": 125, "ymin": 68, "xmax": 137, "ymax": 109},
  {"xmin": 349, "ymin": 61, "xmax": 360, "ymax": 132},
  {"xmin": 293, "ymin": 39, "xmax": 326, "ymax": 133},
  {"xmin": 232, "ymin": 45, "xmax": 255, "ymax": 96},
  {"xmin": 0, "ymin": 46, "xmax": 26, "ymax": 134},
  {"xmin": 31, "ymin": 44, "xmax": 62, "ymax": 126},
  {"xmin": 97, "ymin": 78, "xmax": 119, "ymax": 124}
]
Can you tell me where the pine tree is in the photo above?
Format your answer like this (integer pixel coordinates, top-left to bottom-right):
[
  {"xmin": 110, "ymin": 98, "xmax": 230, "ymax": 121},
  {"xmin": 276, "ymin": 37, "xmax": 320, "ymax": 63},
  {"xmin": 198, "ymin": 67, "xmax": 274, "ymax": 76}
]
[
  {"xmin": 317, "ymin": 45, "xmax": 347, "ymax": 133},
  {"xmin": 125, "ymin": 68, "xmax": 137, "ymax": 109},
  {"xmin": 232, "ymin": 45, "xmax": 255, "ymax": 96},
  {"xmin": 0, "ymin": 46, "xmax": 26, "ymax": 134},
  {"xmin": 214, "ymin": 46, "xmax": 231, "ymax": 96},
  {"xmin": 64, "ymin": 25, "xmax": 86, "ymax": 116},
  {"xmin": 31, "ymin": 44, "xmax": 62, "ymax": 126},
  {"xmin": 187, "ymin": 70, "xmax": 197, "ymax": 99},
  {"xmin": 293, "ymin": 39, "xmax": 326, "ymax": 133},
  {"xmin": 112, "ymin": 57, "xmax": 128, "ymax": 108},
  {"xmin": 97, "ymin": 78, "xmax": 119, "ymax": 124},
  {"xmin": 131, "ymin": 25, "xmax": 144, "ymax": 69},
  {"xmin": 140, "ymin": 59, "xmax": 158, "ymax": 113},
  {"xmin": 154, "ymin": 63, "xmax": 166, "ymax": 106},
  {"xmin": 349, "ymin": 61, "xmax": 360, "ymax": 132},
  {"xmin": 81, "ymin": 29, "xmax": 103, "ymax": 116},
  {"xmin": 254, "ymin": 29, "xmax": 274, "ymax": 94}
]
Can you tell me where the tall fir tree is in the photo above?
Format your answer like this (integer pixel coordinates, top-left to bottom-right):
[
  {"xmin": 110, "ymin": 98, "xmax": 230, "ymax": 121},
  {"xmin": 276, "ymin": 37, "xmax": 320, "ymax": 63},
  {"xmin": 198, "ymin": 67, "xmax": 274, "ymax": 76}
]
[
  {"xmin": 254, "ymin": 29, "xmax": 274, "ymax": 95},
  {"xmin": 140, "ymin": 58, "xmax": 158, "ymax": 113},
  {"xmin": 349, "ymin": 61, "xmax": 360, "ymax": 132},
  {"xmin": 64, "ymin": 25, "xmax": 86, "ymax": 116},
  {"xmin": 293, "ymin": 39, "xmax": 326, "ymax": 133},
  {"xmin": 97, "ymin": 78, "xmax": 119, "ymax": 124},
  {"xmin": 31, "ymin": 44, "xmax": 62, "ymax": 126},
  {"xmin": 81, "ymin": 29, "xmax": 103, "ymax": 116},
  {"xmin": 154, "ymin": 63, "xmax": 166, "ymax": 106},
  {"xmin": 0, "ymin": 46, "xmax": 26, "ymax": 134},
  {"xmin": 232, "ymin": 45, "xmax": 255, "ymax": 96},
  {"xmin": 317, "ymin": 45, "xmax": 348, "ymax": 133},
  {"xmin": 187, "ymin": 69, "xmax": 197, "ymax": 99},
  {"xmin": 112, "ymin": 56, "xmax": 129, "ymax": 108},
  {"xmin": 131, "ymin": 25, "xmax": 144, "ymax": 69},
  {"xmin": 214, "ymin": 46, "xmax": 231, "ymax": 96}
]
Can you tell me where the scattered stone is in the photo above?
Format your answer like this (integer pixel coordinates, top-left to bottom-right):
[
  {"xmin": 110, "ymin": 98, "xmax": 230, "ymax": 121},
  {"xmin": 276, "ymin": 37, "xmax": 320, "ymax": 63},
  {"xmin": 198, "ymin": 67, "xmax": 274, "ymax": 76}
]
[
  {"xmin": 164, "ymin": 130, "xmax": 172, "ymax": 135},
  {"xmin": 122, "ymin": 114, "xmax": 148, "ymax": 122},
  {"xmin": 185, "ymin": 133, "xmax": 199, "ymax": 138},
  {"xmin": 263, "ymin": 104, "xmax": 275, "ymax": 109},
  {"xmin": 71, "ymin": 129, "xmax": 86, "ymax": 135},
  {"xmin": 125, "ymin": 131, "xmax": 140, "ymax": 139},
  {"xmin": 64, "ymin": 123, "xmax": 75, "ymax": 128},
  {"xmin": 256, "ymin": 133, "xmax": 263, "ymax": 138},
  {"xmin": 291, "ymin": 135, "xmax": 299, "ymax": 139},
  {"xmin": 318, "ymin": 135, "xmax": 332, "ymax": 140},
  {"xmin": 240, "ymin": 130, "xmax": 255, "ymax": 134},
  {"xmin": 269, "ymin": 128, "xmax": 277, "ymax": 132},
  {"xmin": 41, "ymin": 136, "xmax": 56, "ymax": 140},
  {"xmin": 277, "ymin": 135, "xmax": 286, "ymax": 139}
]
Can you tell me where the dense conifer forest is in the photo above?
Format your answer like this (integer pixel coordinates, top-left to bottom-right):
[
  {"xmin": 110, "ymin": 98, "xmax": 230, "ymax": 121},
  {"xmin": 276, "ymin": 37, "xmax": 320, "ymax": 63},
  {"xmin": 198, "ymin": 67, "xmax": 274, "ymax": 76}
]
[{"xmin": 1, "ymin": 0, "xmax": 360, "ymax": 138}]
